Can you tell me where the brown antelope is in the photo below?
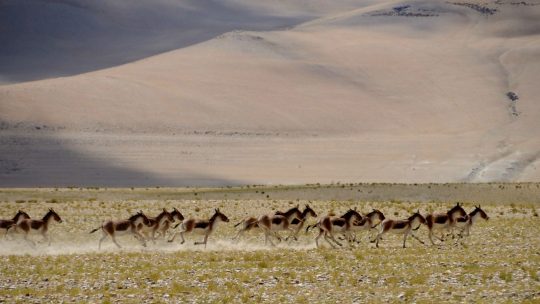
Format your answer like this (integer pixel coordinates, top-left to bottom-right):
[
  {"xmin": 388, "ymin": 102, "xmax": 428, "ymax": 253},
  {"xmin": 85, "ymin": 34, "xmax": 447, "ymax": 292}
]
[
  {"xmin": 274, "ymin": 205, "xmax": 303, "ymax": 223},
  {"xmin": 140, "ymin": 209, "xmax": 175, "ymax": 243},
  {"xmin": 89, "ymin": 211, "xmax": 150, "ymax": 249},
  {"xmin": 257, "ymin": 206, "xmax": 302, "ymax": 246},
  {"xmin": 283, "ymin": 204, "xmax": 318, "ymax": 241},
  {"xmin": 306, "ymin": 209, "xmax": 363, "ymax": 248},
  {"xmin": 168, "ymin": 208, "xmax": 229, "ymax": 248},
  {"xmin": 8, "ymin": 209, "xmax": 62, "ymax": 246},
  {"xmin": 232, "ymin": 216, "xmax": 259, "ymax": 241},
  {"xmin": 455, "ymin": 205, "xmax": 489, "ymax": 237},
  {"xmin": 374, "ymin": 211, "xmax": 426, "ymax": 248},
  {"xmin": 348, "ymin": 209, "xmax": 386, "ymax": 243},
  {"xmin": 1, "ymin": 210, "xmax": 31, "ymax": 237},
  {"xmin": 425, "ymin": 203, "xmax": 467, "ymax": 245},
  {"xmin": 233, "ymin": 206, "xmax": 303, "ymax": 244},
  {"xmin": 154, "ymin": 208, "xmax": 184, "ymax": 239}
]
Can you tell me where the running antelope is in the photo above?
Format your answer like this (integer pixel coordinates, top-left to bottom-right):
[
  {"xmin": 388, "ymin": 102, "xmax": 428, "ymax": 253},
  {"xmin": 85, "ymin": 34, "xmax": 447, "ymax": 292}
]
[
  {"xmin": 89, "ymin": 211, "xmax": 150, "ymax": 249},
  {"xmin": 257, "ymin": 206, "xmax": 302, "ymax": 246},
  {"xmin": 283, "ymin": 204, "xmax": 318, "ymax": 241},
  {"xmin": 1, "ymin": 210, "xmax": 30, "ymax": 237},
  {"xmin": 274, "ymin": 205, "xmax": 303, "ymax": 223},
  {"xmin": 155, "ymin": 208, "xmax": 184, "ymax": 239},
  {"xmin": 168, "ymin": 208, "xmax": 229, "ymax": 248},
  {"xmin": 232, "ymin": 216, "xmax": 259, "ymax": 241},
  {"xmin": 233, "ymin": 205, "xmax": 307, "ymax": 243},
  {"xmin": 8, "ymin": 209, "xmax": 62, "ymax": 246},
  {"xmin": 425, "ymin": 203, "xmax": 467, "ymax": 245},
  {"xmin": 140, "ymin": 209, "xmax": 175, "ymax": 243},
  {"xmin": 455, "ymin": 205, "xmax": 489, "ymax": 237},
  {"xmin": 374, "ymin": 211, "xmax": 426, "ymax": 248},
  {"xmin": 306, "ymin": 209, "xmax": 363, "ymax": 248},
  {"xmin": 348, "ymin": 209, "xmax": 385, "ymax": 243}
]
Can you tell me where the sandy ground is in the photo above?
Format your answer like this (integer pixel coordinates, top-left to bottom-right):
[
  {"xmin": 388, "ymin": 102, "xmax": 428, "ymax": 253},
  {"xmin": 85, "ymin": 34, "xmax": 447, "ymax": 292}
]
[
  {"xmin": 2, "ymin": 130, "xmax": 527, "ymax": 186},
  {"xmin": 1, "ymin": 128, "xmax": 539, "ymax": 186},
  {"xmin": 0, "ymin": 189, "xmax": 538, "ymax": 302},
  {"xmin": 1, "ymin": 0, "xmax": 540, "ymax": 186}
]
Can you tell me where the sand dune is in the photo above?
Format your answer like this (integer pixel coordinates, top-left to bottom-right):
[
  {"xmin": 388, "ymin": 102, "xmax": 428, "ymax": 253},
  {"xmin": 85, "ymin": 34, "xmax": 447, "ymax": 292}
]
[
  {"xmin": 0, "ymin": 0, "xmax": 371, "ymax": 83},
  {"xmin": 1, "ymin": 0, "xmax": 539, "ymax": 186}
]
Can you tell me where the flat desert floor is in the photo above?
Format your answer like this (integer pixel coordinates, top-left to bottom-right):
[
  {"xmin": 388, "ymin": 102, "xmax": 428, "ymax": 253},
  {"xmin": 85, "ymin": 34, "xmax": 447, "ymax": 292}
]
[{"xmin": 0, "ymin": 185, "xmax": 538, "ymax": 303}]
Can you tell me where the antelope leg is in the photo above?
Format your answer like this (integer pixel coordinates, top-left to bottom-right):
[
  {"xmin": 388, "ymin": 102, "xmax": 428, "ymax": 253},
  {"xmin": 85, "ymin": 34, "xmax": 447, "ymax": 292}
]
[{"xmin": 323, "ymin": 232, "xmax": 337, "ymax": 249}]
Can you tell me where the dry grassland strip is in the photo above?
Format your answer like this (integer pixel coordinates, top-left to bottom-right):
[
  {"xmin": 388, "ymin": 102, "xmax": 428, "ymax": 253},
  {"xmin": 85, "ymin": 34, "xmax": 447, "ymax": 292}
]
[
  {"xmin": 0, "ymin": 186, "xmax": 539, "ymax": 303},
  {"xmin": 1, "ymin": 182, "xmax": 540, "ymax": 204}
]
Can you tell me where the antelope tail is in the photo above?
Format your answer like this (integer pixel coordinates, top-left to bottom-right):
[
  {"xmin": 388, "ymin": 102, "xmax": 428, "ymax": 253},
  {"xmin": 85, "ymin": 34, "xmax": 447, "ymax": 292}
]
[
  {"xmin": 89, "ymin": 227, "xmax": 101, "ymax": 234},
  {"xmin": 5, "ymin": 224, "xmax": 15, "ymax": 232},
  {"xmin": 173, "ymin": 223, "xmax": 181, "ymax": 229},
  {"xmin": 234, "ymin": 220, "xmax": 244, "ymax": 228}
]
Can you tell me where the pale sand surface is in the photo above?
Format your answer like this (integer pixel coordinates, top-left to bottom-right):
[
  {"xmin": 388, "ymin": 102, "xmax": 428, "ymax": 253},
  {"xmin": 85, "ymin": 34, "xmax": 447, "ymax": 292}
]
[
  {"xmin": 1, "ymin": 0, "xmax": 540, "ymax": 186},
  {"xmin": 2, "ymin": 130, "xmax": 533, "ymax": 186}
]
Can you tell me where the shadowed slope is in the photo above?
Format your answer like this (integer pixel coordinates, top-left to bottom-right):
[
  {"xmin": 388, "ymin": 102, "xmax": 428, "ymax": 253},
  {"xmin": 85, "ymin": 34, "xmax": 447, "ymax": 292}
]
[
  {"xmin": 0, "ymin": 131, "xmax": 244, "ymax": 187},
  {"xmin": 0, "ymin": 0, "xmax": 320, "ymax": 83}
]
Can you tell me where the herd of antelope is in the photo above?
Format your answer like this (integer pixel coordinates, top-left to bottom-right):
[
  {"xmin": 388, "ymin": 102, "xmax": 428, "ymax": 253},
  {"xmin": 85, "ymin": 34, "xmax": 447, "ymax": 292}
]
[{"xmin": 0, "ymin": 203, "xmax": 489, "ymax": 249}]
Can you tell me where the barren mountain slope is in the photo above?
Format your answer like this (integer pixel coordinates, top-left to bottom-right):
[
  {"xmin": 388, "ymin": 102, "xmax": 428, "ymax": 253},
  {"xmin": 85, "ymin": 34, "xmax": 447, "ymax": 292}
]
[
  {"xmin": 0, "ymin": 0, "xmax": 371, "ymax": 83},
  {"xmin": 1, "ymin": 0, "xmax": 539, "ymax": 186}
]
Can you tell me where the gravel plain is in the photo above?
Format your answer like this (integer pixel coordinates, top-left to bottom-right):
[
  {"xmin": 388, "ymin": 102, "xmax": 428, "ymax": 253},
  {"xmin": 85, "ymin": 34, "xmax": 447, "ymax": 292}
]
[{"xmin": 0, "ymin": 188, "xmax": 539, "ymax": 303}]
